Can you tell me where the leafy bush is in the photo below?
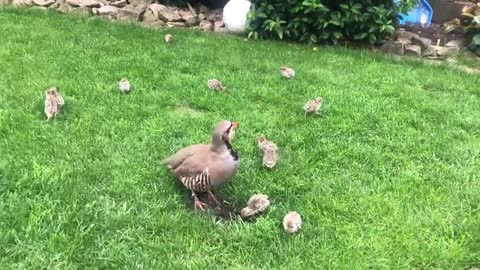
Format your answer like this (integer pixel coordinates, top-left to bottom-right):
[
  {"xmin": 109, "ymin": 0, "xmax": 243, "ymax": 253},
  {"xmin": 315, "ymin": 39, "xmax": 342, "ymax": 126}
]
[
  {"xmin": 247, "ymin": 0, "xmax": 398, "ymax": 45},
  {"xmin": 444, "ymin": 0, "xmax": 480, "ymax": 55}
]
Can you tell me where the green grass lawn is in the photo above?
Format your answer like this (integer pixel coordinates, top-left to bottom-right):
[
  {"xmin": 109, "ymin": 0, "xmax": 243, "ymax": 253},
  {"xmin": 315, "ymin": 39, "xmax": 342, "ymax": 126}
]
[{"xmin": 1, "ymin": 7, "xmax": 480, "ymax": 269}]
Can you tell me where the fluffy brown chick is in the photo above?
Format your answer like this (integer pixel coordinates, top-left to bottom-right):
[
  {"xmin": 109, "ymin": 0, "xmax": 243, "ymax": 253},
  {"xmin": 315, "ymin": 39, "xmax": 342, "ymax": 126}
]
[
  {"xmin": 283, "ymin": 211, "xmax": 302, "ymax": 234},
  {"xmin": 280, "ymin": 66, "xmax": 295, "ymax": 79},
  {"xmin": 304, "ymin": 97, "xmax": 323, "ymax": 116},
  {"xmin": 208, "ymin": 79, "xmax": 226, "ymax": 91},
  {"xmin": 257, "ymin": 136, "xmax": 277, "ymax": 151},
  {"xmin": 44, "ymin": 87, "xmax": 64, "ymax": 120},
  {"xmin": 240, "ymin": 194, "xmax": 270, "ymax": 219},
  {"xmin": 262, "ymin": 148, "xmax": 277, "ymax": 169},
  {"xmin": 119, "ymin": 78, "xmax": 130, "ymax": 94},
  {"xmin": 164, "ymin": 34, "xmax": 173, "ymax": 43}
]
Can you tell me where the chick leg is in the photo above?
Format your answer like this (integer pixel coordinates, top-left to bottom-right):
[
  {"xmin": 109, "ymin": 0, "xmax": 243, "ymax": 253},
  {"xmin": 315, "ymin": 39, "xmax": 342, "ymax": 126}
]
[
  {"xmin": 207, "ymin": 190, "xmax": 221, "ymax": 205},
  {"xmin": 192, "ymin": 192, "xmax": 207, "ymax": 211}
]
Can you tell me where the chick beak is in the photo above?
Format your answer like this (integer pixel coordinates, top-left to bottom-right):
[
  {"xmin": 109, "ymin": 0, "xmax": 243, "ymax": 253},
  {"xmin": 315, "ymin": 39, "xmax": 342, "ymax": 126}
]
[{"xmin": 231, "ymin": 122, "xmax": 239, "ymax": 129}]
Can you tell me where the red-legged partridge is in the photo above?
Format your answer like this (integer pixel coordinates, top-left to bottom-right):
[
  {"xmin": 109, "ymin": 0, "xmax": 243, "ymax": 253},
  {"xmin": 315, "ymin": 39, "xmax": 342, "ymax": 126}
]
[
  {"xmin": 304, "ymin": 97, "xmax": 323, "ymax": 116},
  {"xmin": 280, "ymin": 66, "xmax": 295, "ymax": 79},
  {"xmin": 163, "ymin": 120, "xmax": 240, "ymax": 211},
  {"xmin": 44, "ymin": 87, "xmax": 64, "ymax": 120},
  {"xmin": 240, "ymin": 193, "xmax": 270, "ymax": 219},
  {"xmin": 208, "ymin": 79, "xmax": 226, "ymax": 91},
  {"xmin": 119, "ymin": 78, "xmax": 130, "ymax": 94},
  {"xmin": 283, "ymin": 211, "xmax": 302, "ymax": 234}
]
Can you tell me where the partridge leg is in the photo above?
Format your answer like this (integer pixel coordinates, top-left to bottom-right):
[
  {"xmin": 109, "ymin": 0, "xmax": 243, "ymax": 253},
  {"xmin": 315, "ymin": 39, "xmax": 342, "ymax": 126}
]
[
  {"xmin": 192, "ymin": 192, "xmax": 207, "ymax": 211},
  {"xmin": 207, "ymin": 190, "xmax": 221, "ymax": 205}
]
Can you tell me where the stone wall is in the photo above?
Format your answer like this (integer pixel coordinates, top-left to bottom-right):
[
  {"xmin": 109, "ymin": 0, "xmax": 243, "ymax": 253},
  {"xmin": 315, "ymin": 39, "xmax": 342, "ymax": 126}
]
[{"xmin": 0, "ymin": 0, "xmax": 227, "ymax": 32}]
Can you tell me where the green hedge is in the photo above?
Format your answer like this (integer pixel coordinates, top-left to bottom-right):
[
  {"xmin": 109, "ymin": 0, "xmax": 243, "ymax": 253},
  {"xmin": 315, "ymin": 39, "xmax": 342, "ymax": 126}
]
[{"xmin": 247, "ymin": 0, "xmax": 399, "ymax": 45}]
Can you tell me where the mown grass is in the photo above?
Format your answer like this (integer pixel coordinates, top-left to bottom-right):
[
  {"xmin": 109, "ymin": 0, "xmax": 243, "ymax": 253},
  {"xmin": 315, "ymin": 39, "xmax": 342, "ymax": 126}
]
[{"xmin": 0, "ymin": 7, "xmax": 479, "ymax": 269}]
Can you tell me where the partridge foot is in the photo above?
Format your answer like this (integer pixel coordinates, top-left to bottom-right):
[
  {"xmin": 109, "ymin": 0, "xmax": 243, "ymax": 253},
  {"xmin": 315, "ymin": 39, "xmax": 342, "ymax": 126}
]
[
  {"xmin": 207, "ymin": 190, "xmax": 221, "ymax": 205},
  {"xmin": 192, "ymin": 192, "xmax": 207, "ymax": 211}
]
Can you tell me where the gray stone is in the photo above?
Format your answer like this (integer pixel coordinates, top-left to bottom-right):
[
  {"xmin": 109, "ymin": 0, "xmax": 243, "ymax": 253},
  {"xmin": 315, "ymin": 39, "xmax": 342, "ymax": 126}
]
[
  {"xmin": 127, "ymin": 0, "xmax": 149, "ymax": 8},
  {"xmin": 69, "ymin": 6, "xmax": 93, "ymax": 15},
  {"xmin": 117, "ymin": 5, "xmax": 141, "ymax": 21},
  {"xmin": 446, "ymin": 39, "xmax": 464, "ymax": 48},
  {"xmin": 411, "ymin": 35, "xmax": 432, "ymax": 50},
  {"xmin": 214, "ymin": 19, "xmax": 224, "ymax": 32},
  {"xmin": 48, "ymin": 2, "xmax": 59, "ymax": 8},
  {"xmin": 422, "ymin": 45, "xmax": 437, "ymax": 57},
  {"xmin": 381, "ymin": 40, "xmax": 404, "ymax": 56},
  {"xmin": 436, "ymin": 46, "xmax": 459, "ymax": 57},
  {"xmin": 98, "ymin": 5, "xmax": 119, "ymax": 16},
  {"xmin": 199, "ymin": 20, "xmax": 213, "ymax": 31},
  {"xmin": 396, "ymin": 29, "xmax": 419, "ymax": 41},
  {"xmin": 404, "ymin": 44, "xmax": 422, "ymax": 56},
  {"xmin": 397, "ymin": 37, "xmax": 412, "ymax": 45},
  {"xmin": 33, "ymin": 0, "xmax": 55, "ymax": 6},
  {"xmin": 12, "ymin": 0, "xmax": 32, "ymax": 6},
  {"xmin": 57, "ymin": 2, "xmax": 72, "ymax": 12},
  {"xmin": 66, "ymin": 0, "xmax": 100, "ymax": 7},
  {"xmin": 92, "ymin": 7, "xmax": 99, "ymax": 15},
  {"xmin": 158, "ymin": 6, "xmax": 181, "ymax": 22},
  {"xmin": 198, "ymin": 4, "xmax": 208, "ymax": 14},
  {"xmin": 142, "ymin": 4, "xmax": 162, "ymax": 23},
  {"xmin": 166, "ymin": 21, "xmax": 185, "ymax": 27},
  {"xmin": 179, "ymin": 9, "xmax": 198, "ymax": 26},
  {"xmin": 110, "ymin": 0, "xmax": 125, "ymax": 7},
  {"xmin": 198, "ymin": 13, "xmax": 205, "ymax": 21},
  {"xmin": 206, "ymin": 9, "xmax": 221, "ymax": 21}
]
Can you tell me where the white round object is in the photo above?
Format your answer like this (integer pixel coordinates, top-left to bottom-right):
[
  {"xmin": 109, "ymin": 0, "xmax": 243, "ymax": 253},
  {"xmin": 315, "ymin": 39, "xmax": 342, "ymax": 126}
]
[{"xmin": 223, "ymin": 0, "xmax": 252, "ymax": 33}]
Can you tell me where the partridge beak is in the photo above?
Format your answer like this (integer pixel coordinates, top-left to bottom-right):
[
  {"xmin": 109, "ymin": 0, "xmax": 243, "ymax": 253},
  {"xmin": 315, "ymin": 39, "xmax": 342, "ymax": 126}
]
[{"xmin": 232, "ymin": 122, "xmax": 239, "ymax": 129}]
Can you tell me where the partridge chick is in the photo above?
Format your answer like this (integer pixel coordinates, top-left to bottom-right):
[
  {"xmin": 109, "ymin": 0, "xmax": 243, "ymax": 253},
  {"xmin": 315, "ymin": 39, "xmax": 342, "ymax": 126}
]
[
  {"xmin": 240, "ymin": 193, "xmax": 270, "ymax": 219},
  {"xmin": 262, "ymin": 148, "xmax": 277, "ymax": 169},
  {"xmin": 164, "ymin": 34, "xmax": 173, "ymax": 43},
  {"xmin": 280, "ymin": 66, "xmax": 295, "ymax": 79},
  {"xmin": 163, "ymin": 120, "xmax": 240, "ymax": 211},
  {"xmin": 208, "ymin": 79, "xmax": 226, "ymax": 91},
  {"xmin": 257, "ymin": 136, "xmax": 278, "ymax": 169},
  {"xmin": 119, "ymin": 78, "xmax": 130, "ymax": 94},
  {"xmin": 44, "ymin": 87, "xmax": 64, "ymax": 120},
  {"xmin": 257, "ymin": 135, "xmax": 277, "ymax": 152},
  {"xmin": 304, "ymin": 97, "xmax": 323, "ymax": 116},
  {"xmin": 283, "ymin": 211, "xmax": 302, "ymax": 234}
]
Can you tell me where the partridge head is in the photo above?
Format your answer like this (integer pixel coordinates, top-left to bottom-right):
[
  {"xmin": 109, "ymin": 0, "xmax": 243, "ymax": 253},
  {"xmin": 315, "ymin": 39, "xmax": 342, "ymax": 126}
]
[
  {"xmin": 240, "ymin": 193, "xmax": 270, "ymax": 219},
  {"xmin": 119, "ymin": 78, "xmax": 130, "ymax": 94},
  {"xmin": 280, "ymin": 66, "xmax": 295, "ymax": 79},
  {"xmin": 283, "ymin": 211, "xmax": 302, "ymax": 234},
  {"xmin": 304, "ymin": 96, "xmax": 323, "ymax": 116},
  {"xmin": 208, "ymin": 79, "xmax": 226, "ymax": 91}
]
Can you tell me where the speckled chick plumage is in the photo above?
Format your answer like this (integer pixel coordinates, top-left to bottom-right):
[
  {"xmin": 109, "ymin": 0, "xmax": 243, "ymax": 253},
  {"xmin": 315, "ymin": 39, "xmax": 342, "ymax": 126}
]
[
  {"xmin": 283, "ymin": 211, "xmax": 302, "ymax": 234},
  {"xmin": 240, "ymin": 194, "xmax": 270, "ymax": 218},
  {"xmin": 44, "ymin": 87, "xmax": 64, "ymax": 120},
  {"xmin": 164, "ymin": 34, "xmax": 173, "ymax": 43},
  {"xmin": 304, "ymin": 97, "xmax": 323, "ymax": 115},
  {"xmin": 208, "ymin": 79, "xmax": 226, "ymax": 91},
  {"xmin": 280, "ymin": 66, "xmax": 295, "ymax": 79},
  {"xmin": 258, "ymin": 136, "xmax": 278, "ymax": 168},
  {"xmin": 119, "ymin": 78, "xmax": 130, "ymax": 94}
]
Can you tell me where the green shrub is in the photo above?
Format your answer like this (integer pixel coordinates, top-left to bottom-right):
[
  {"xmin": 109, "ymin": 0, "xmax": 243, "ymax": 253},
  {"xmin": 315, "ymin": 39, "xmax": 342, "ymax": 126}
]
[
  {"xmin": 444, "ymin": 1, "xmax": 480, "ymax": 55},
  {"xmin": 247, "ymin": 0, "xmax": 398, "ymax": 45}
]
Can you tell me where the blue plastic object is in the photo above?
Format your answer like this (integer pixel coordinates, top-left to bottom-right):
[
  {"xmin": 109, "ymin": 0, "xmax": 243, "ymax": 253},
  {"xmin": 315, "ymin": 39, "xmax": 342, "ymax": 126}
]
[{"xmin": 394, "ymin": 0, "xmax": 433, "ymax": 27}]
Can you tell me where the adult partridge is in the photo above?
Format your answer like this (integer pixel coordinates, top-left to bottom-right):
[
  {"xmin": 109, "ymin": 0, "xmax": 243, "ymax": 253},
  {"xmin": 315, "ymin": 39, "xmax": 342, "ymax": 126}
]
[{"xmin": 163, "ymin": 120, "xmax": 240, "ymax": 210}]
